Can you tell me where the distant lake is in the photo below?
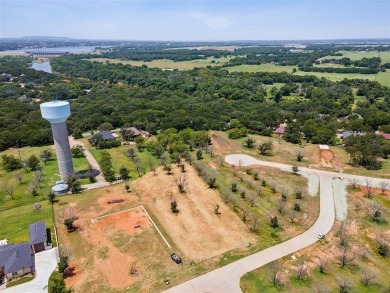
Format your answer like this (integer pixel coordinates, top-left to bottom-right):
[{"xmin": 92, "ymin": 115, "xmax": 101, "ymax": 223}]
[
  {"xmin": 31, "ymin": 62, "xmax": 52, "ymax": 73},
  {"xmin": 26, "ymin": 46, "xmax": 109, "ymax": 74}
]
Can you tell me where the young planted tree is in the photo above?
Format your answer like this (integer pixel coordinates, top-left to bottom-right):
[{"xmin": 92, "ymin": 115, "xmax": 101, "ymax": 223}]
[
  {"xmin": 379, "ymin": 181, "xmax": 389, "ymax": 195},
  {"xmin": 48, "ymin": 192, "xmax": 56, "ymax": 204},
  {"xmin": 365, "ymin": 178, "xmax": 373, "ymax": 198},
  {"xmin": 64, "ymin": 218, "xmax": 76, "ymax": 232},
  {"xmin": 40, "ymin": 149, "xmax": 52, "ymax": 165},
  {"xmin": 176, "ymin": 174, "xmax": 188, "ymax": 193},
  {"xmin": 244, "ymin": 137, "xmax": 255, "ymax": 148},
  {"xmin": 277, "ymin": 200, "xmax": 286, "ymax": 215},
  {"xmin": 337, "ymin": 247, "xmax": 355, "ymax": 268},
  {"xmin": 15, "ymin": 172, "xmax": 23, "ymax": 184},
  {"xmin": 339, "ymin": 222, "xmax": 349, "ymax": 246},
  {"xmin": 171, "ymin": 200, "xmax": 179, "ymax": 213},
  {"xmin": 250, "ymin": 213, "xmax": 259, "ymax": 233},
  {"xmin": 296, "ymin": 262, "xmax": 308, "ymax": 281},
  {"xmin": 296, "ymin": 151, "xmax": 303, "ymax": 162},
  {"xmin": 126, "ymin": 147, "xmax": 136, "ymax": 161},
  {"xmin": 231, "ymin": 183, "xmax": 238, "ymax": 193},
  {"xmin": 270, "ymin": 215, "xmax": 279, "ymax": 228},
  {"xmin": 292, "ymin": 164, "xmax": 299, "ymax": 174},
  {"xmin": 196, "ymin": 149, "xmax": 203, "ymax": 160},
  {"xmin": 125, "ymin": 184, "xmax": 131, "ymax": 192},
  {"xmin": 119, "ymin": 167, "xmax": 130, "ymax": 180},
  {"xmin": 26, "ymin": 155, "xmax": 40, "ymax": 171},
  {"xmin": 207, "ymin": 177, "xmax": 217, "ymax": 189},
  {"xmin": 316, "ymin": 257, "xmax": 328, "ymax": 274},
  {"xmin": 67, "ymin": 175, "xmax": 81, "ymax": 194},
  {"xmin": 58, "ymin": 256, "xmax": 69, "ymax": 274},
  {"xmin": 4, "ymin": 184, "xmax": 15, "ymax": 199},
  {"xmin": 347, "ymin": 178, "xmax": 360, "ymax": 189},
  {"xmin": 258, "ymin": 141, "xmax": 273, "ymax": 156},
  {"xmin": 361, "ymin": 269, "xmax": 376, "ymax": 286},
  {"xmin": 271, "ymin": 261, "xmax": 283, "ymax": 287}
]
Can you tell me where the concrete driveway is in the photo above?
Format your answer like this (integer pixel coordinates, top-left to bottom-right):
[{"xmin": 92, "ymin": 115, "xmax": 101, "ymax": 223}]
[
  {"xmin": 3, "ymin": 248, "xmax": 58, "ymax": 293},
  {"xmin": 162, "ymin": 154, "xmax": 388, "ymax": 293}
]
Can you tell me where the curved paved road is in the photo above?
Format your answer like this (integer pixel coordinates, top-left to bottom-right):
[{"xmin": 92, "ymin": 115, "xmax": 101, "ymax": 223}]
[{"xmin": 163, "ymin": 154, "xmax": 389, "ymax": 293}]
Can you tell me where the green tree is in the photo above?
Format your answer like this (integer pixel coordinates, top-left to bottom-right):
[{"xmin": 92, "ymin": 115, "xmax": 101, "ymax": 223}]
[
  {"xmin": 67, "ymin": 175, "xmax": 81, "ymax": 193},
  {"xmin": 119, "ymin": 167, "xmax": 130, "ymax": 180},
  {"xmin": 48, "ymin": 271, "xmax": 69, "ymax": 293},
  {"xmin": 1, "ymin": 154, "xmax": 21, "ymax": 171},
  {"xmin": 48, "ymin": 192, "xmax": 56, "ymax": 204},
  {"xmin": 26, "ymin": 155, "xmax": 40, "ymax": 171},
  {"xmin": 58, "ymin": 256, "xmax": 69, "ymax": 273},
  {"xmin": 259, "ymin": 141, "xmax": 273, "ymax": 156},
  {"xmin": 244, "ymin": 138, "xmax": 255, "ymax": 148},
  {"xmin": 40, "ymin": 149, "xmax": 52, "ymax": 165},
  {"xmin": 196, "ymin": 149, "xmax": 203, "ymax": 160}
]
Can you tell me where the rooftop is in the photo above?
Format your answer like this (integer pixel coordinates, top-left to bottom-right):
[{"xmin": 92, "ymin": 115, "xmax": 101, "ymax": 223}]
[
  {"xmin": 29, "ymin": 221, "xmax": 47, "ymax": 246},
  {"xmin": 0, "ymin": 243, "xmax": 34, "ymax": 274}
]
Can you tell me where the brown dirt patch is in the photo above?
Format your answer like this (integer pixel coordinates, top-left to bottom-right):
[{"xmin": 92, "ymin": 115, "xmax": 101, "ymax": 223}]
[
  {"xmin": 320, "ymin": 150, "xmax": 333, "ymax": 160},
  {"xmin": 133, "ymin": 164, "xmax": 256, "ymax": 261},
  {"xmin": 211, "ymin": 133, "xmax": 231, "ymax": 155}
]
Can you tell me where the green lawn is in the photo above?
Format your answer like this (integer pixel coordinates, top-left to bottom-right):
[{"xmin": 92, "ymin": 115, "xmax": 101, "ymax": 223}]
[
  {"xmin": 89, "ymin": 56, "xmax": 233, "ymax": 70},
  {"xmin": 80, "ymin": 138, "xmax": 160, "ymax": 180},
  {"xmin": 0, "ymin": 201, "xmax": 55, "ymax": 245},
  {"xmin": 6, "ymin": 276, "xmax": 35, "ymax": 287},
  {"xmin": 0, "ymin": 145, "xmax": 90, "ymax": 209}
]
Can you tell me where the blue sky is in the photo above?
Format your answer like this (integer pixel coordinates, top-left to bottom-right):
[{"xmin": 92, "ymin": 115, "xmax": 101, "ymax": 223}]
[{"xmin": 1, "ymin": 0, "xmax": 389, "ymax": 40}]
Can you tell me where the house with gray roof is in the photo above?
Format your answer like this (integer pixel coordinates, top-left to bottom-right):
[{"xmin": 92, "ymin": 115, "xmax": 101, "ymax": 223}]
[
  {"xmin": 90, "ymin": 130, "xmax": 116, "ymax": 141},
  {"xmin": 29, "ymin": 221, "xmax": 49, "ymax": 253},
  {"xmin": 0, "ymin": 243, "xmax": 35, "ymax": 282}
]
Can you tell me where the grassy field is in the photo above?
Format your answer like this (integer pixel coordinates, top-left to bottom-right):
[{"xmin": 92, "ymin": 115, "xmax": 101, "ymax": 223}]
[
  {"xmin": 0, "ymin": 145, "xmax": 90, "ymax": 209},
  {"xmin": 227, "ymin": 64, "xmax": 296, "ymax": 73},
  {"xmin": 80, "ymin": 138, "xmax": 160, "ymax": 180},
  {"xmin": 240, "ymin": 187, "xmax": 390, "ymax": 293},
  {"xmin": 89, "ymin": 56, "xmax": 232, "ymax": 70},
  {"xmin": 0, "ymin": 200, "xmax": 55, "ymax": 245},
  {"xmin": 320, "ymin": 50, "xmax": 390, "ymax": 63}
]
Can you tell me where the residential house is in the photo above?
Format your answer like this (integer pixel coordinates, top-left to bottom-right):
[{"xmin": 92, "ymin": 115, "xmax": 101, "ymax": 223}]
[
  {"xmin": 29, "ymin": 221, "xmax": 49, "ymax": 253},
  {"xmin": 0, "ymin": 243, "xmax": 35, "ymax": 283},
  {"xmin": 378, "ymin": 131, "xmax": 390, "ymax": 140},
  {"xmin": 90, "ymin": 131, "xmax": 116, "ymax": 141}
]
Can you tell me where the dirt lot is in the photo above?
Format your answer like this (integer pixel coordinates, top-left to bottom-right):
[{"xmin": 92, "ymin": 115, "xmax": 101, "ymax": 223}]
[
  {"xmin": 133, "ymin": 164, "xmax": 256, "ymax": 261},
  {"xmin": 55, "ymin": 187, "xmax": 179, "ymax": 292}
]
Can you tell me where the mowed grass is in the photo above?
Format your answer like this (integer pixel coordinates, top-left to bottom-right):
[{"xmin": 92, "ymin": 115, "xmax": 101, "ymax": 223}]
[
  {"xmin": 80, "ymin": 138, "xmax": 160, "ymax": 180},
  {"xmin": 0, "ymin": 201, "xmax": 55, "ymax": 245},
  {"xmin": 0, "ymin": 145, "xmax": 90, "ymax": 209},
  {"xmin": 89, "ymin": 56, "xmax": 232, "ymax": 70}
]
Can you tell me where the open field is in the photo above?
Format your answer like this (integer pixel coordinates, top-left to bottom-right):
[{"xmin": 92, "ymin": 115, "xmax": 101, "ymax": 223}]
[
  {"xmin": 226, "ymin": 63, "xmax": 390, "ymax": 87},
  {"xmin": 227, "ymin": 64, "xmax": 295, "ymax": 73},
  {"xmin": 166, "ymin": 45, "xmax": 240, "ymax": 51},
  {"xmin": 320, "ymin": 50, "xmax": 390, "ymax": 63},
  {"xmin": 210, "ymin": 131, "xmax": 390, "ymax": 179},
  {"xmin": 89, "ymin": 56, "xmax": 232, "ymax": 70},
  {"xmin": 240, "ymin": 186, "xmax": 390, "ymax": 293},
  {"xmin": 0, "ymin": 145, "xmax": 90, "ymax": 209},
  {"xmin": 0, "ymin": 200, "xmax": 55, "ymax": 245}
]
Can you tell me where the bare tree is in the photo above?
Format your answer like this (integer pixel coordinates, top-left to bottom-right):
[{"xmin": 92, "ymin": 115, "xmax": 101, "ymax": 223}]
[
  {"xmin": 176, "ymin": 174, "xmax": 188, "ymax": 193},
  {"xmin": 361, "ymin": 269, "xmax": 376, "ymax": 286},
  {"xmin": 340, "ymin": 222, "xmax": 349, "ymax": 246},
  {"xmin": 250, "ymin": 213, "xmax": 259, "ymax": 232},
  {"xmin": 130, "ymin": 262, "xmax": 138, "ymax": 275},
  {"xmin": 277, "ymin": 200, "xmax": 286, "ymax": 215},
  {"xmin": 348, "ymin": 177, "xmax": 360, "ymax": 189},
  {"xmin": 246, "ymin": 179, "xmax": 254, "ymax": 189},
  {"xmin": 248, "ymin": 193, "xmax": 256, "ymax": 207},
  {"xmin": 289, "ymin": 211, "xmax": 297, "ymax": 223},
  {"xmin": 296, "ymin": 262, "xmax": 308, "ymax": 281},
  {"xmin": 229, "ymin": 195, "xmax": 238, "ymax": 211},
  {"xmin": 4, "ymin": 185, "xmax": 15, "ymax": 199},
  {"xmin": 365, "ymin": 178, "xmax": 373, "ymax": 198},
  {"xmin": 367, "ymin": 202, "xmax": 383, "ymax": 223},
  {"xmin": 217, "ymin": 155, "xmax": 225, "ymax": 167},
  {"xmin": 313, "ymin": 282, "xmax": 330, "ymax": 293},
  {"xmin": 271, "ymin": 261, "xmax": 283, "ymax": 287},
  {"xmin": 316, "ymin": 257, "xmax": 328, "ymax": 274},
  {"xmin": 148, "ymin": 159, "xmax": 156, "ymax": 175},
  {"xmin": 15, "ymin": 172, "xmax": 24, "ymax": 184},
  {"xmin": 337, "ymin": 247, "xmax": 355, "ymax": 268},
  {"xmin": 338, "ymin": 278, "xmax": 351, "ymax": 293},
  {"xmin": 379, "ymin": 181, "xmax": 389, "ymax": 195}
]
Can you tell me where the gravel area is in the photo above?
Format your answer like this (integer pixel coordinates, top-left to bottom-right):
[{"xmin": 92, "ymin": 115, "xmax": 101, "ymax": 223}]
[{"xmin": 332, "ymin": 178, "xmax": 348, "ymax": 221}]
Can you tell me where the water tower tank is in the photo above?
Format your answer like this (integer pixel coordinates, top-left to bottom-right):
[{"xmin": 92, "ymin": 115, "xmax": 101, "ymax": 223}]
[{"xmin": 40, "ymin": 101, "xmax": 74, "ymax": 180}]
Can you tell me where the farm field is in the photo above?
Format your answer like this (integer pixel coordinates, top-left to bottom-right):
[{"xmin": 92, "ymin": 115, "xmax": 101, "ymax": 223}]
[
  {"xmin": 227, "ymin": 64, "xmax": 296, "ymax": 73},
  {"xmin": 0, "ymin": 145, "xmax": 90, "ymax": 209},
  {"xmin": 89, "ymin": 56, "xmax": 232, "ymax": 70},
  {"xmin": 240, "ymin": 186, "xmax": 390, "ymax": 293},
  {"xmin": 0, "ymin": 200, "xmax": 55, "ymax": 245}
]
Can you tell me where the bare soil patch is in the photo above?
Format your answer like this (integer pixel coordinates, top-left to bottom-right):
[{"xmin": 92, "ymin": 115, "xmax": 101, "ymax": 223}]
[
  {"xmin": 133, "ymin": 164, "xmax": 256, "ymax": 261},
  {"xmin": 320, "ymin": 150, "xmax": 333, "ymax": 160},
  {"xmin": 211, "ymin": 132, "xmax": 231, "ymax": 155}
]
